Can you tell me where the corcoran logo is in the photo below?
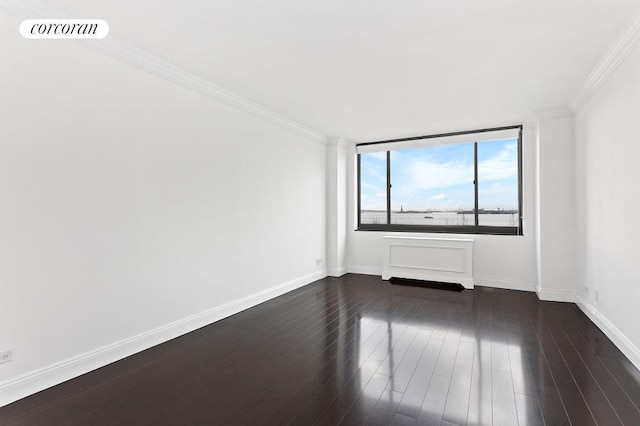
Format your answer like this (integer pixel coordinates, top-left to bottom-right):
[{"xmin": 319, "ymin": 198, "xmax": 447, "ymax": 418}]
[{"xmin": 20, "ymin": 19, "xmax": 109, "ymax": 39}]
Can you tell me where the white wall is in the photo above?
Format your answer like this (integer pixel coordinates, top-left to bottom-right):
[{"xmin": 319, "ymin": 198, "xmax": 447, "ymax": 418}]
[
  {"xmin": 346, "ymin": 126, "xmax": 538, "ymax": 292},
  {"xmin": 535, "ymin": 115, "xmax": 577, "ymax": 301},
  {"xmin": 326, "ymin": 139, "xmax": 348, "ymax": 277},
  {"xmin": 575, "ymin": 43, "xmax": 640, "ymax": 367},
  {"xmin": 0, "ymin": 13, "xmax": 326, "ymax": 405}
]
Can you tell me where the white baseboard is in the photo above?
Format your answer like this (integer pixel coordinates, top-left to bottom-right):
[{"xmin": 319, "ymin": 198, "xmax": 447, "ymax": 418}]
[
  {"xmin": 347, "ymin": 265, "xmax": 382, "ymax": 276},
  {"xmin": 0, "ymin": 269, "xmax": 327, "ymax": 408},
  {"xmin": 535, "ymin": 287, "xmax": 576, "ymax": 303},
  {"xmin": 577, "ymin": 298, "xmax": 640, "ymax": 373},
  {"xmin": 327, "ymin": 266, "xmax": 348, "ymax": 277},
  {"xmin": 474, "ymin": 277, "xmax": 536, "ymax": 292}
]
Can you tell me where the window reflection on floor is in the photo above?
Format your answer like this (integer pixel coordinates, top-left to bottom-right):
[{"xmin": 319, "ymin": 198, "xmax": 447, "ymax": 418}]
[{"xmin": 352, "ymin": 312, "xmax": 528, "ymax": 424}]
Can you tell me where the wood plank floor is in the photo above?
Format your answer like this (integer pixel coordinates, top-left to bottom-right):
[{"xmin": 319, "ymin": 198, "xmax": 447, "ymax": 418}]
[{"xmin": 2, "ymin": 273, "xmax": 640, "ymax": 425}]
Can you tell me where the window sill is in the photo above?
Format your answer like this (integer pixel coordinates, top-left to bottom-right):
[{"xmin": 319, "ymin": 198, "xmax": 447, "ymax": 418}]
[{"xmin": 356, "ymin": 225, "xmax": 522, "ymax": 236}]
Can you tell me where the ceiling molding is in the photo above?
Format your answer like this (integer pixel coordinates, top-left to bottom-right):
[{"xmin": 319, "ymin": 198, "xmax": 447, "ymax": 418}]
[
  {"xmin": 89, "ymin": 39, "xmax": 328, "ymax": 143},
  {"xmin": 534, "ymin": 105, "xmax": 574, "ymax": 121},
  {"xmin": 0, "ymin": 0, "xmax": 328, "ymax": 144},
  {"xmin": 569, "ymin": 10, "xmax": 640, "ymax": 112}
]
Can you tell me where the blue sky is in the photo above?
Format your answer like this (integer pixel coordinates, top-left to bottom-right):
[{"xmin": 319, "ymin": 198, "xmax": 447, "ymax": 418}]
[{"xmin": 360, "ymin": 138, "xmax": 518, "ymax": 211}]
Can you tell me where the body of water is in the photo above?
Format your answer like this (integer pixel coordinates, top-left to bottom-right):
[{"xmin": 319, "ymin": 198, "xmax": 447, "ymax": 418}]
[{"xmin": 361, "ymin": 211, "xmax": 518, "ymax": 227}]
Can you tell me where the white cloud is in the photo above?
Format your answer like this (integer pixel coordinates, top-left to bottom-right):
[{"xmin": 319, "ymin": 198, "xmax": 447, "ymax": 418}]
[
  {"xmin": 405, "ymin": 159, "xmax": 473, "ymax": 191},
  {"xmin": 367, "ymin": 151, "xmax": 387, "ymax": 161},
  {"xmin": 478, "ymin": 142, "xmax": 517, "ymax": 181},
  {"xmin": 361, "ymin": 142, "xmax": 518, "ymax": 210},
  {"xmin": 364, "ymin": 165, "xmax": 386, "ymax": 183},
  {"xmin": 403, "ymin": 142, "xmax": 516, "ymax": 191},
  {"xmin": 361, "ymin": 181, "xmax": 381, "ymax": 191}
]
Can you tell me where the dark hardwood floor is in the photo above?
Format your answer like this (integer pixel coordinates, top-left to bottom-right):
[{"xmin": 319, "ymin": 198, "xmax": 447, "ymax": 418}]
[{"xmin": 2, "ymin": 274, "xmax": 640, "ymax": 425}]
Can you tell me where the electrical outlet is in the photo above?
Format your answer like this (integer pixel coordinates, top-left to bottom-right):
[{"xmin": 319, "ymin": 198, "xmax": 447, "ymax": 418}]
[
  {"xmin": 0, "ymin": 350, "xmax": 12, "ymax": 364},
  {"xmin": 316, "ymin": 258, "xmax": 323, "ymax": 266},
  {"xmin": 595, "ymin": 290, "xmax": 600, "ymax": 303}
]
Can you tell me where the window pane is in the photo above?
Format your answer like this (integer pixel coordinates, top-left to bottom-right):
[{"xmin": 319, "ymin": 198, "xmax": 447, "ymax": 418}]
[
  {"xmin": 390, "ymin": 143, "xmax": 475, "ymax": 226},
  {"xmin": 477, "ymin": 138, "xmax": 519, "ymax": 227},
  {"xmin": 359, "ymin": 152, "xmax": 388, "ymax": 225}
]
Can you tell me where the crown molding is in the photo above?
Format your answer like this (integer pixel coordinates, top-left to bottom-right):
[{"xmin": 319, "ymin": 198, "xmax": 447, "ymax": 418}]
[
  {"xmin": 89, "ymin": 39, "xmax": 327, "ymax": 143},
  {"xmin": 569, "ymin": 11, "xmax": 640, "ymax": 112},
  {"xmin": 0, "ymin": 0, "xmax": 328, "ymax": 144},
  {"xmin": 534, "ymin": 105, "xmax": 574, "ymax": 121}
]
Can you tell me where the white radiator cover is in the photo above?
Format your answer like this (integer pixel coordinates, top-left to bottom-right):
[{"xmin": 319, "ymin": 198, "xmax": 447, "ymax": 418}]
[{"xmin": 382, "ymin": 236, "xmax": 474, "ymax": 289}]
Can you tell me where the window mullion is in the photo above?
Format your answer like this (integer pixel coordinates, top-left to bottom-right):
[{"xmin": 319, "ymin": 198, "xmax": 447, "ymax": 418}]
[
  {"xmin": 474, "ymin": 142, "xmax": 479, "ymax": 227},
  {"xmin": 517, "ymin": 128, "xmax": 524, "ymax": 232},
  {"xmin": 386, "ymin": 151, "xmax": 391, "ymax": 225},
  {"xmin": 357, "ymin": 154, "xmax": 362, "ymax": 229}
]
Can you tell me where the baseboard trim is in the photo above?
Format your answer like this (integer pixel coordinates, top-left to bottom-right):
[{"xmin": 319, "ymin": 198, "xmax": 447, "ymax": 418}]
[
  {"xmin": 0, "ymin": 269, "xmax": 327, "ymax": 408},
  {"xmin": 347, "ymin": 265, "xmax": 382, "ymax": 276},
  {"xmin": 535, "ymin": 288, "xmax": 576, "ymax": 303},
  {"xmin": 577, "ymin": 298, "xmax": 640, "ymax": 373},
  {"xmin": 474, "ymin": 277, "xmax": 536, "ymax": 292},
  {"xmin": 327, "ymin": 266, "xmax": 348, "ymax": 277}
]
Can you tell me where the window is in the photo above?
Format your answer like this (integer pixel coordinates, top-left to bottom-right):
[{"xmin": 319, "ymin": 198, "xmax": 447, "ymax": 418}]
[{"xmin": 357, "ymin": 125, "xmax": 523, "ymax": 235}]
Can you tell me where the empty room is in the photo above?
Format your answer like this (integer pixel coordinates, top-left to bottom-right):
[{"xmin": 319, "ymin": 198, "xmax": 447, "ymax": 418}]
[{"xmin": 2, "ymin": 0, "xmax": 640, "ymax": 425}]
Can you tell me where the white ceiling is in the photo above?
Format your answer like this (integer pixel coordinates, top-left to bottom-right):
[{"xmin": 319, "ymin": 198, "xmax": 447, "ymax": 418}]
[{"xmin": 39, "ymin": 0, "xmax": 640, "ymax": 140}]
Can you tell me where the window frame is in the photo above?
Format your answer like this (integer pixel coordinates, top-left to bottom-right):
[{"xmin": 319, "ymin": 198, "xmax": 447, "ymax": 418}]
[{"xmin": 356, "ymin": 125, "xmax": 524, "ymax": 236}]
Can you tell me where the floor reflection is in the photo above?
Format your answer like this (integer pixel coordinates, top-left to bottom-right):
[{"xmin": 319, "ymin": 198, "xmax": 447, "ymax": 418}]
[
  {"xmin": 4, "ymin": 275, "xmax": 635, "ymax": 425},
  {"xmin": 344, "ymin": 289, "xmax": 540, "ymax": 425}
]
